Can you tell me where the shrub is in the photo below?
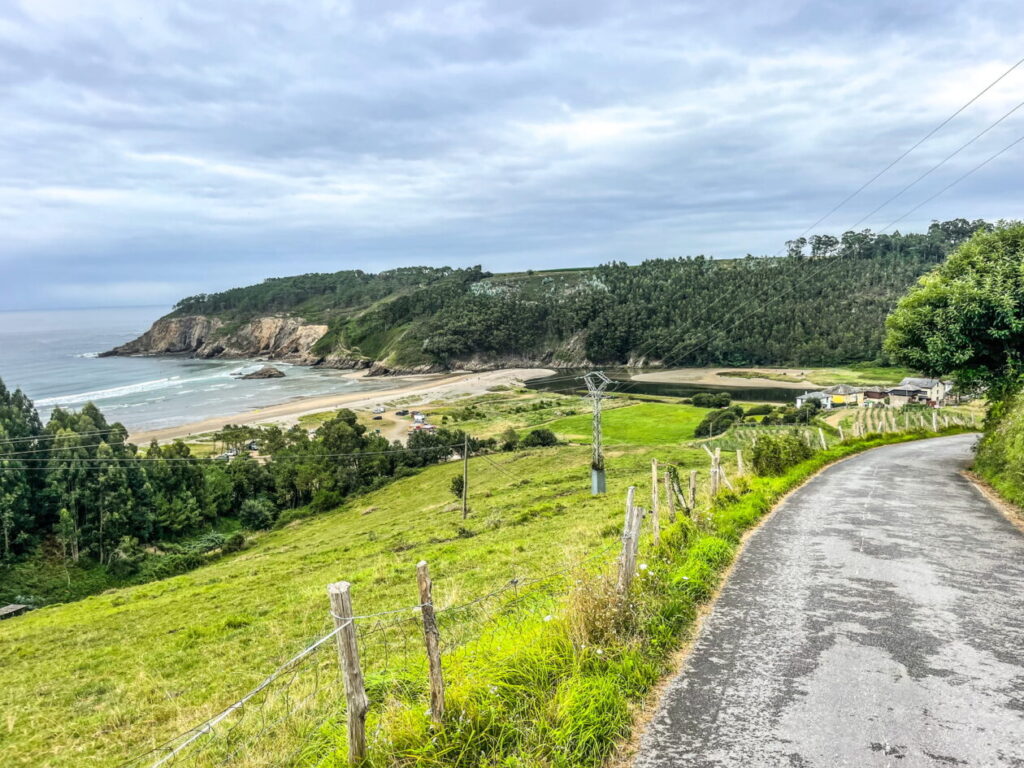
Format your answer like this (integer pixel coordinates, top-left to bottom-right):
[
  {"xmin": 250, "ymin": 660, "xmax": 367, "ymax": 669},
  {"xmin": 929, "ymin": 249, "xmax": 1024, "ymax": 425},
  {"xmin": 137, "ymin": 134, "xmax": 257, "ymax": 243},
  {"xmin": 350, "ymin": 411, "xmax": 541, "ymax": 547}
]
[
  {"xmin": 222, "ymin": 532, "xmax": 246, "ymax": 553},
  {"xmin": 521, "ymin": 428, "xmax": 558, "ymax": 447},
  {"xmin": 695, "ymin": 408, "xmax": 739, "ymax": 437},
  {"xmin": 239, "ymin": 497, "xmax": 278, "ymax": 530},
  {"xmin": 751, "ymin": 432, "xmax": 814, "ymax": 475},
  {"xmin": 745, "ymin": 403, "xmax": 773, "ymax": 416},
  {"xmin": 309, "ymin": 488, "xmax": 344, "ymax": 514},
  {"xmin": 692, "ymin": 391, "xmax": 732, "ymax": 408},
  {"xmin": 450, "ymin": 474, "xmax": 465, "ymax": 500},
  {"xmin": 499, "ymin": 426, "xmax": 520, "ymax": 451},
  {"xmin": 107, "ymin": 536, "xmax": 146, "ymax": 577}
]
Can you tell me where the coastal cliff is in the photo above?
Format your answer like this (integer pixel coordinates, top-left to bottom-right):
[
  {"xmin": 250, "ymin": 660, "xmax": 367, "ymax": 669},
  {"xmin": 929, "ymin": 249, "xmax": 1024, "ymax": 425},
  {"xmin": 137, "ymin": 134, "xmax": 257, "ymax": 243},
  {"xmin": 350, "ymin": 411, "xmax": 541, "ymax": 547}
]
[
  {"xmin": 101, "ymin": 313, "xmax": 579, "ymax": 374},
  {"xmin": 101, "ymin": 315, "xmax": 330, "ymax": 365}
]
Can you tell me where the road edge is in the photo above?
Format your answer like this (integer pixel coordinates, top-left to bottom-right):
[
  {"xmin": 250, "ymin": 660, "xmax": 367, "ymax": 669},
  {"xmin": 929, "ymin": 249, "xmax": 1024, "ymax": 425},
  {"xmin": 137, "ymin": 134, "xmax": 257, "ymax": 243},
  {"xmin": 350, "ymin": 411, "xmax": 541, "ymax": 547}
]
[{"xmin": 608, "ymin": 432, "xmax": 975, "ymax": 768}]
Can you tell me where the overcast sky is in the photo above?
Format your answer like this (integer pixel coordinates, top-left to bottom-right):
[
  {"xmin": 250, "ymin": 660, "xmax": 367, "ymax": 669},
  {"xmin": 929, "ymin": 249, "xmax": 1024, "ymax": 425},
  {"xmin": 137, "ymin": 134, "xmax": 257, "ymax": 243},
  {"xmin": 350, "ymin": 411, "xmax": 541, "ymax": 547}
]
[{"xmin": 1, "ymin": 0, "xmax": 1022, "ymax": 310}]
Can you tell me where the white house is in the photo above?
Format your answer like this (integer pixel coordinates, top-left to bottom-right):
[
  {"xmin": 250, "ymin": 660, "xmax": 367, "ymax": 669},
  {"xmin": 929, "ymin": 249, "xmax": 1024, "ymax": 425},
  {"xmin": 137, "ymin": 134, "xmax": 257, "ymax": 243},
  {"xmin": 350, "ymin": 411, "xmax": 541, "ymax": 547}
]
[{"xmin": 796, "ymin": 391, "xmax": 832, "ymax": 409}]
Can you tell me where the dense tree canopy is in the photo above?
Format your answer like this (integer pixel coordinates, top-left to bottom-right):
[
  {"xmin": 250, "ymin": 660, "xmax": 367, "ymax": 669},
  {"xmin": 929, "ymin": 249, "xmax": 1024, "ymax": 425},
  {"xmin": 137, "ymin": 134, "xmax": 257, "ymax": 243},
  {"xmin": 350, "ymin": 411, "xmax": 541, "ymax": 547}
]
[
  {"xmin": 884, "ymin": 221, "xmax": 1024, "ymax": 398},
  {"xmin": 0, "ymin": 380, "xmax": 500, "ymax": 587}
]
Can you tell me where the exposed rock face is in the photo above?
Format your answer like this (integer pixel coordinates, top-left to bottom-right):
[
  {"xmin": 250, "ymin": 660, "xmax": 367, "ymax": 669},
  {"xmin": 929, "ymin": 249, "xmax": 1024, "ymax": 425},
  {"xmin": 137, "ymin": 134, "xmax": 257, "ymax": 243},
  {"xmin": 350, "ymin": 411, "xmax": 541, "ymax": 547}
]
[
  {"xmin": 103, "ymin": 314, "xmax": 584, "ymax": 375},
  {"xmin": 102, "ymin": 315, "xmax": 329, "ymax": 364},
  {"xmin": 240, "ymin": 366, "xmax": 285, "ymax": 379}
]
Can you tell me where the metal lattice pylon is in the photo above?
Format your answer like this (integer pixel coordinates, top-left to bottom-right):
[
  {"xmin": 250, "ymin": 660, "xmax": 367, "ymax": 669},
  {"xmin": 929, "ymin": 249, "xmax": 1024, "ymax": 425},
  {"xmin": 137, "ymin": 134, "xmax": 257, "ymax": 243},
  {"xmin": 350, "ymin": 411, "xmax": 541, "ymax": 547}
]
[{"xmin": 582, "ymin": 371, "xmax": 612, "ymax": 494}]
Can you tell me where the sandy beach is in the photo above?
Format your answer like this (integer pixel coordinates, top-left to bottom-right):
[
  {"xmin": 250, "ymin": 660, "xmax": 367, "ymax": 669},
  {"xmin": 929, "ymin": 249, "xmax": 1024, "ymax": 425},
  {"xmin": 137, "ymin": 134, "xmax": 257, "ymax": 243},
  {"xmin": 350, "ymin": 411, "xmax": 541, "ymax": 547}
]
[
  {"xmin": 128, "ymin": 368, "xmax": 555, "ymax": 444},
  {"xmin": 630, "ymin": 367, "xmax": 818, "ymax": 390}
]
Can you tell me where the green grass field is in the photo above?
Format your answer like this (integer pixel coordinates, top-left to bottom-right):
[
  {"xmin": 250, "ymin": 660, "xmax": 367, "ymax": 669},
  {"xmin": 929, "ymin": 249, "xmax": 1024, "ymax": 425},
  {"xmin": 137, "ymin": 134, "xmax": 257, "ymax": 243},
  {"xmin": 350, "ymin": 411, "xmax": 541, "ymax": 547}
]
[
  {"xmin": 0, "ymin": 401, "xmax": 716, "ymax": 768},
  {"xmin": 543, "ymin": 402, "xmax": 707, "ymax": 445}
]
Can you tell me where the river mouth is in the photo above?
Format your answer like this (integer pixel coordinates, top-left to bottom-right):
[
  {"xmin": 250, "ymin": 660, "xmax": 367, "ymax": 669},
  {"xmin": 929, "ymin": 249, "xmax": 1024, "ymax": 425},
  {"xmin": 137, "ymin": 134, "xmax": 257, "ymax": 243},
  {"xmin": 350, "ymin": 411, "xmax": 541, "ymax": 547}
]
[{"xmin": 526, "ymin": 368, "xmax": 798, "ymax": 403}]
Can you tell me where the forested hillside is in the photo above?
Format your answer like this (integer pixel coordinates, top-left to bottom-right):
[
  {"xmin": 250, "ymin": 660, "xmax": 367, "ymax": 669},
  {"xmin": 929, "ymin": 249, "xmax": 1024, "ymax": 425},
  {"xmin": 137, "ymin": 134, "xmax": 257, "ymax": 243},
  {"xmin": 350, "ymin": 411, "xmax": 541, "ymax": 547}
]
[{"xmin": 112, "ymin": 220, "xmax": 991, "ymax": 371}]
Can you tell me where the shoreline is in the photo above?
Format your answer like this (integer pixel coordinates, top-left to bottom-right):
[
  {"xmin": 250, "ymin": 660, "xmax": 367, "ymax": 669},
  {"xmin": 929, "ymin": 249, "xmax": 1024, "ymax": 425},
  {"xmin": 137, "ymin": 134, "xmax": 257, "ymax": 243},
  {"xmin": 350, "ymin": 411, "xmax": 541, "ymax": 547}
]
[{"xmin": 127, "ymin": 368, "xmax": 555, "ymax": 444}]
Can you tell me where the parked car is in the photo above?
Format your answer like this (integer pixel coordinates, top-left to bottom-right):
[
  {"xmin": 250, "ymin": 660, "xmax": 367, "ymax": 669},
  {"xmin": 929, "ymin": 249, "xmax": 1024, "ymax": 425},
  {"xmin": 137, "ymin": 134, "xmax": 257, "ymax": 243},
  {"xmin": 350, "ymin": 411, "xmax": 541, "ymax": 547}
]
[{"xmin": 372, "ymin": 415, "xmax": 383, "ymax": 421}]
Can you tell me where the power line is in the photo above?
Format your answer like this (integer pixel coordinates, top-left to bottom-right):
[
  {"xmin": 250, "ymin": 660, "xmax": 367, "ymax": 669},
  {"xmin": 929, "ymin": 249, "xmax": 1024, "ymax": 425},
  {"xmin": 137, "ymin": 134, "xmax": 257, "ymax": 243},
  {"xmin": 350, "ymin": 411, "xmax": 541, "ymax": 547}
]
[
  {"xmin": 0, "ymin": 442, "xmax": 471, "ymax": 470},
  {"xmin": 789, "ymin": 54, "xmax": 1024, "ymax": 239},
  {"xmin": 847, "ymin": 98, "xmax": 1024, "ymax": 232},
  {"xmin": 879, "ymin": 130, "xmax": 1024, "ymax": 232}
]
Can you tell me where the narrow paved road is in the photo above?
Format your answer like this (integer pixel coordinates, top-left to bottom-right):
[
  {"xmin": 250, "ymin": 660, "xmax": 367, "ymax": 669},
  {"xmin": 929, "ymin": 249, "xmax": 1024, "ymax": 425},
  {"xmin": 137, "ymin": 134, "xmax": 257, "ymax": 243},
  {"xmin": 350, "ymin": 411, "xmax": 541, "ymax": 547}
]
[{"xmin": 635, "ymin": 434, "xmax": 1024, "ymax": 767}]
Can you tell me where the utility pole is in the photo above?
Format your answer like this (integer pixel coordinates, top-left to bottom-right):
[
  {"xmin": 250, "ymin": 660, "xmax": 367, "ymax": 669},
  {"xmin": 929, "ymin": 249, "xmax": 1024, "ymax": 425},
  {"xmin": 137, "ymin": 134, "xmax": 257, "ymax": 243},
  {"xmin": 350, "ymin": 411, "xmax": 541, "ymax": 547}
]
[
  {"xmin": 583, "ymin": 371, "xmax": 612, "ymax": 495},
  {"xmin": 461, "ymin": 432, "xmax": 469, "ymax": 519}
]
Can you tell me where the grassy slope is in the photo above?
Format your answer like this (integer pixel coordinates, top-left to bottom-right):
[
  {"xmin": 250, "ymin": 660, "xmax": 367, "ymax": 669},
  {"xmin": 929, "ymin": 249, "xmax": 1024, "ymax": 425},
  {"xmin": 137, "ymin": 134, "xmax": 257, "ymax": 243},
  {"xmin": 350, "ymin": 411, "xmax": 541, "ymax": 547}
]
[{"xmin": 0, "ymin": 405, "xmax": 713, "ymax": 768}]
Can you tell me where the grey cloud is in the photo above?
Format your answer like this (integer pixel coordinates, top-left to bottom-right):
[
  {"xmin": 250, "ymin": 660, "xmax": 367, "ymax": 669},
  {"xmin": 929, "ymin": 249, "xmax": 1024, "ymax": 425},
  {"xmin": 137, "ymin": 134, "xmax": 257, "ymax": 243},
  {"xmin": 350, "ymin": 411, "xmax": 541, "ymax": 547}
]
[{"xmin": 0, "ymin": 0, "xmax": 1022, "ymax": 309}]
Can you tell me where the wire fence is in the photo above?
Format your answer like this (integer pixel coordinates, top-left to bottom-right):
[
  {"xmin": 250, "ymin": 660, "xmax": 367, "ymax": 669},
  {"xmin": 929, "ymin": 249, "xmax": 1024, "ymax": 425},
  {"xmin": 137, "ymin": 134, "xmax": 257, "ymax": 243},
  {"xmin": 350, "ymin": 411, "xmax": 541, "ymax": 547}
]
[{"xmin": 115, "ymin": 534, "xmax": 621, "ymax": 768}]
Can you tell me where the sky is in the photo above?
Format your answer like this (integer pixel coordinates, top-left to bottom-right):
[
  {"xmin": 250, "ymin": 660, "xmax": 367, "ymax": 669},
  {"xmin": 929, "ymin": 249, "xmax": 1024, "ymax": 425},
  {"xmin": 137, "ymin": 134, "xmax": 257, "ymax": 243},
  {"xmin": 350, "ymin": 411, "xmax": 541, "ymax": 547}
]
[{"xmin": 1, "ymin": 0, "xmax": 1022, "ymax": 310}]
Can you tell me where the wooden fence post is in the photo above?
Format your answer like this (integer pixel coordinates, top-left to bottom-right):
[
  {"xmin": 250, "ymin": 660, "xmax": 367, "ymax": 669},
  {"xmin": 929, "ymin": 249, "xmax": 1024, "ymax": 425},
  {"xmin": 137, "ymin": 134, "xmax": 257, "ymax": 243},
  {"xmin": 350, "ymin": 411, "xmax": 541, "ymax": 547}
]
[
  {"xmin": 663, "ymin": 471, "xmax": 676, "ymax": 523},
  {"xmin": 689, "ymin": 470, "xmax": 697, "ymax": 510},
  {"xmin": 818, "ymin": 428, "xmax": 827, "ymax": 450},
  {"xmin": 416, "ymin": 561, "xmax": 445, "ymax": 723},
  {"xmin": 650, "ymin": 460, "xmax": 660, "ymax": 547},
  {"xmin": 709, "ymin": 449, "xmax": 720, "ymax": 497},
  {"xmin": 718, "ymin": 463, "xmax": 735, "ymax": 492},
  {"xmin": 838, "ymin": 425, "xmax": 845, "ymax": 441},
  {"xmin": 736, "ymin": 449, "xmax": 745, "ymax": 476},
  {"xmin": 328, "ymin": 581, "xmax": 368, "ymax": 765},
  {"xmin": 617, "ymin": 487, "xmax": 638, "ymax": 595}
]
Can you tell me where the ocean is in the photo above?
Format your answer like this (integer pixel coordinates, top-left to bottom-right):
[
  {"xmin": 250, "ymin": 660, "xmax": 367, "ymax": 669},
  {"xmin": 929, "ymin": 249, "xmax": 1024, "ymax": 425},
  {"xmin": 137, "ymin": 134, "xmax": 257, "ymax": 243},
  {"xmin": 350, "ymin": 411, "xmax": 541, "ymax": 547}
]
[{"xmin": 0, "ymin": 306, "xmax": 403, "ymax": 432}]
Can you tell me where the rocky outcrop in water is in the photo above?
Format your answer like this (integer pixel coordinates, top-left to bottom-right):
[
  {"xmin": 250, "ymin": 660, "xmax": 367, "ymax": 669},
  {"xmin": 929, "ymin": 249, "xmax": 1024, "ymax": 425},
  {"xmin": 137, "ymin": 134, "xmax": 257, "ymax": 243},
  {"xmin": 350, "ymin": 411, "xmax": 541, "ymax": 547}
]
[{"xmin": 239, "ymin": 366, "xmax": 285, "ymax": 379}]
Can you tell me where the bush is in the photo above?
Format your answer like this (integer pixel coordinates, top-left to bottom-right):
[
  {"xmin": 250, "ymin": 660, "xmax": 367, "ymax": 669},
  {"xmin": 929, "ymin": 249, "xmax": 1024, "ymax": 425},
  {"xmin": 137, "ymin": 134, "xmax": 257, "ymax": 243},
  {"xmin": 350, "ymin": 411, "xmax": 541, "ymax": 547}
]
[
  {"xmin": 309, "ymin": 488, "xmax": 344, "ymax": 514},
  {"xmin": 108, "ymin": 536, "xmax": 146, "ymax": 577},
  {"xmin": 694, "ymin": 407, "xmax": 742, "ymax": 437},
  {"xmin": 239, "ymin": 498, "xmax": 279, "ymax": 530},
  {"xmin": 521, "ymin": 428, "xmax": 558, "ymax": 447},
  {"xmin": 751, "ymin": 432, "xmax": 814, "ymax": 475},
  {"xmin": 450, "ymin": 474, "xmax": 465, "ymax": 500},
  {"xmin": 222, "ymin": 532, "xmax": 246, "ymax": 553},
  {"xmin": 692, "ymin": 391, "xmax": 732, "ymax": 408},
  {"xmin": 745, "ymin": 403, "xmax": 773, "ymax": 416},
  {"xmin": 499, "ymin": 426, "xmax": 520, "ymax": 451}
]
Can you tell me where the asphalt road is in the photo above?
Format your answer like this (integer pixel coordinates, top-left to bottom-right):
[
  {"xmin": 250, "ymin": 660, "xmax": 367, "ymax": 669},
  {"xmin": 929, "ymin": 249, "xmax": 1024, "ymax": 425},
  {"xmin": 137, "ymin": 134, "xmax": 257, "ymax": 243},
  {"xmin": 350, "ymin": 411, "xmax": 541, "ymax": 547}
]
[{"xmin": 634, "ymin": 434, "xmax": 1024, "ymax": 768}]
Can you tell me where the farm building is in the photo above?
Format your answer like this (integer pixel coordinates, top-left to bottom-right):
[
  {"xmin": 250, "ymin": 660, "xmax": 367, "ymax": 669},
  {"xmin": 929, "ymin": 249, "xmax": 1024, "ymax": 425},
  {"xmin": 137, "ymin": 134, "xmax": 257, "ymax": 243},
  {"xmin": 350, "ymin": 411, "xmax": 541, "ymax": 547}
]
[
  {"xmin": 822, "ymin": 384, "xmax": 864, "ymax": 406},
  {"xmin": 887, "ymin": 384, "xmax": 928, "ymax": 407},
  {"xmin": 897, "ymin": 378, "xmax": 951, "ymax": 405},
  {"xmin": 862, "ymin": 389, "xmax": 888, "ymax": 405}
]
